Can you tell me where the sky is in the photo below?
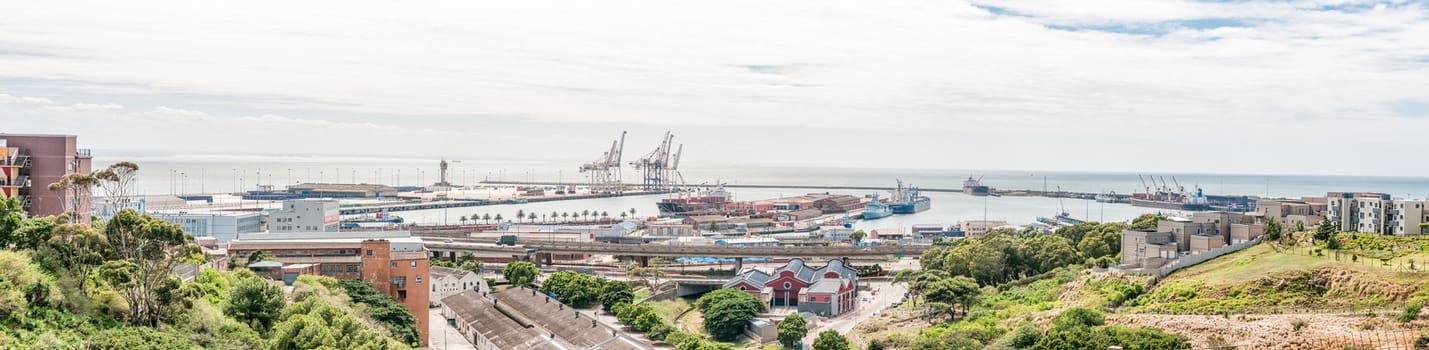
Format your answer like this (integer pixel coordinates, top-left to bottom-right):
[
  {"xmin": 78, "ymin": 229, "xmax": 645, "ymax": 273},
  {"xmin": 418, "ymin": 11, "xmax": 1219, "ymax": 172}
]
[{"xmin": 2, "ymin": 0, "xmax": 1428, "ymax": 176}]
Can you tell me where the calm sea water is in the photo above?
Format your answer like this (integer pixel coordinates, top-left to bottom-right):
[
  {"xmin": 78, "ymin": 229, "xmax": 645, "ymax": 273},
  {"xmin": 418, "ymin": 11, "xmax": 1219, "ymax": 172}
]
[{"xmin": 93, "ymin": 157, "xmax": 1429, "ymax": 229}]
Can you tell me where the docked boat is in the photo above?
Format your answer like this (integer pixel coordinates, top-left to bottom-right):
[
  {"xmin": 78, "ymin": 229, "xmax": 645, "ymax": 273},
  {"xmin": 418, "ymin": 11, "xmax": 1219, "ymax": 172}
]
[
  {"xmin": 862, "ymin": 193, "xmax": 892, "ymax": 220},
  {"xmin": 962, "ymin": 176, "xmax": 990, "ymax": 196},
  {"xmin": 1130, "ymin": 175, "xmax": 1211, "ymax": 211},
  {"xmin": 1094, "ymin": 191, "xmax": 1121, "ymax": 203},
  {"xmin": 889, "ymin": 180, "xmax": 931, "ymax": 214},
  {"xmin": 656, "ymin": 184, "xmax": 734, "ymax": 216},
  {"xmin": 341, "ymin": 212, "xmax": 404, "ymax": 229}
]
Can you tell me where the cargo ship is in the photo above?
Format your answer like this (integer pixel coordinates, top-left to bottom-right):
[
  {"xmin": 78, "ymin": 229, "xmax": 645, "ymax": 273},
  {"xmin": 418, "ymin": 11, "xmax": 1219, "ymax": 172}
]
[
  {"xmin": 962, "ymin": 176, "xmax": 990, "ymax": 196},
  {"xmin": 1130, "ymin": 175, "xmax": 1211, "ymax": 211},
  {"xmin": 656, "ymin": 185, "xmax": 733, "ymax": 216},
  {"xmin": 862, "ymin": 193, "xmax": 892, "ymax": 220},
  {"xmin": 889, "ymin": 180, "xmax": 931, "ymax": 214}
]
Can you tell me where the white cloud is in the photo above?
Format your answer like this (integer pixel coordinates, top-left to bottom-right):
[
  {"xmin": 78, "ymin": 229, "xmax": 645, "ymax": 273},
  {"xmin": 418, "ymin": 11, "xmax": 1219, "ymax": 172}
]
[
  {"xmin": 40, "ymin": 102, "xmax": 124, "ymax": 111},
  {"xmin": 0, "ymin": 93, "xmax": 55, "ymax": 104},
  {"xmin": 0, "ymin": 0, "xmax": 1426, "ymax": 175}
]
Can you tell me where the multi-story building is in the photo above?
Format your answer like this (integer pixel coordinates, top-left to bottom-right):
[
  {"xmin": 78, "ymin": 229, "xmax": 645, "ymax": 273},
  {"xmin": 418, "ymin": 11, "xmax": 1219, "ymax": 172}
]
[
  {"xmin": 429, "ymin": 266, "xmax": 487, "ymax": 307},
  {"xmin": 1120, "ymin": 229, "xmax": 1177, "ymax": 268},
  {"xmin": 150, "ymin": 211, "xmax": 264, "ymax": 243},
  {"xmin": 959, "ymin": 220, "xmax": 1010, "ymax": 239},
  {"xmin": 0, "ymin": 134, "xmax": 92, "ymax": 218},
  {"xmin": 1326, "ymin": 192, "xmax": 1390, "ymax": 233},
  {"xmin": 287, "ymin": 183, "xmax": 398, "ymax": 199},
  {"xmin": 1391, "ymin": 200, "xmax": 1429, "ymax": 236},
  {"xmin": 269, "ymin": 199, "xmax": 340, "ymax": 232},
  {"xmin": 226, "ymin": 231, "xmax": 430, "ymax": 345},
  {"xmin": 724, "ymin": 258, "xmax": 858, "ymax": 317}
]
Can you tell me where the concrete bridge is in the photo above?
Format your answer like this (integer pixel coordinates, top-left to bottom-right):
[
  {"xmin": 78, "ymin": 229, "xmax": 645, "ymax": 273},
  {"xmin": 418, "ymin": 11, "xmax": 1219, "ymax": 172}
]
[{"xmin": 422, "ymin": 237, "xmax": 931, "ymax": 270}]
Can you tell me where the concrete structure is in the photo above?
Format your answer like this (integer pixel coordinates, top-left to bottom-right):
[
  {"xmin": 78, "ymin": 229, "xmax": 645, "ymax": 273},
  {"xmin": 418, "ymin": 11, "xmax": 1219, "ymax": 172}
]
[
  {"xmin": 429, "ymin": 266, "xmax": 488, "ymax": 307},
  {"xmin": 959, "ymin": 220, "xmax": 1009, "ymax": 239},
  {"xmin": 226, "ymin": 231, "xmax": 430, "ymax": 345},
  {"xmin": 150, "ymin": 211, "xmax": 264, "ymax": 243},
  {"xmin": 1155, "ymin": 212, "xmax": 1255, "ymax": 253},
  {"xmin": 1392, "ymin": 199, "xmax": 1429, "ymax": 236},
  {"xmin": 1188, "ymin": 234, "xmax": 1226, "ymax": 253},
  {"xmin": 646, "ymin": 223, "xmax": 695, "ymax": 237},
  {"xmin": 287, "ymin": 183, "xmax": 397, "ymax": 198},
  {"xmin": 746, "ymin": 319, "xmax": 777, "ymax": 344},
  {"xmin": 0, "ymin": 134, "xmax": 92, "ymax": 218},
  {"xmin": 724, "ymin": 258, "xmax": 858, "ymax": 317},
  {"xmin": 440, "ymin": 288, "xmax": 653, "ymax": 350},
  {"xmin": 269, "ymin": 199, "xmax": 340, "ymax": 232},
  {"xmin": 1120, "ymin": 230, "xmax": 1177, "ymax": 268},
  {"xmin": 1229, "ymin": 223, "xmax": 1265, "ymax": 244}
]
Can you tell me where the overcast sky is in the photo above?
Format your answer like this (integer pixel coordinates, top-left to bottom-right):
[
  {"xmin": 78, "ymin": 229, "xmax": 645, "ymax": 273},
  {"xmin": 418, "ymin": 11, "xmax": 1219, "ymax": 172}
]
[{"xmin": 2, "ymin": 0, "xmax": 1428, "ymax": 176}]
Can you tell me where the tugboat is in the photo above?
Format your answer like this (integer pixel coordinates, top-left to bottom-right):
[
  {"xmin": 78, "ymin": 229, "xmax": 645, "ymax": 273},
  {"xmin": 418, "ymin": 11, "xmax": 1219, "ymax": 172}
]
[
  {"xmin": 862, "ymin": 193, "xmax": 892, "ymax": 220},
  {"xmin": 962, "ymin": 176, "xmax": 990, "ymax": 196},
  {"xmin": 889, "ymin": 180, "xmax": 931, "ymax": 214}
]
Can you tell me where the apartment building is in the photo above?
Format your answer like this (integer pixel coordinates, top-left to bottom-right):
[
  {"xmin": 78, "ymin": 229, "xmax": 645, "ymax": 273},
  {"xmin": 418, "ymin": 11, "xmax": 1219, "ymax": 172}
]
[
  {"xmin": 1392, "ymin": 199, "xmax": 1429, "ymax": 236},
  {"xmin": 0, "ymin": 134, "xmax": 93, "ymax": 218}
]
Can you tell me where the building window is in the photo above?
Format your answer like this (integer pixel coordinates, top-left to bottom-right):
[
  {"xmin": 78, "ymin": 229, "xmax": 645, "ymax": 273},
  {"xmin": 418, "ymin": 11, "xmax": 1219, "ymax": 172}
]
[
  {"xmin": 391, "ymin": 262, "xmax": 397, "ymax": 268},
  {"xmin": 397, "ymin": 290, "xmax": 407, "ymax": 300},
  {"xmin": 366, "ymin": 250, "xmax": 373, "ymax": 256},
  {"xmin": 783, "ymin": 282, "xmax": 792, "ymax": 289},
  {"xmin": 410, "ymin": 261, "xmax": 417, "ymax": 268},
  {"xmin": 416, "ymin": 275, "xmax": 422, "ymax": 284},
  {"xmin": 347, "ymin": 264, "xmax": 359, "ymax": 273}
]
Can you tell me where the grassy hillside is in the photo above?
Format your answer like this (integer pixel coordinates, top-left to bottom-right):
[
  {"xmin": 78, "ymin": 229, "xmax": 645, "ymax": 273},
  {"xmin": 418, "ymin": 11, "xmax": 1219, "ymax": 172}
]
[{"xmin": 1130, "ymin": 240, "xmax": 1429, "ymax": 315}]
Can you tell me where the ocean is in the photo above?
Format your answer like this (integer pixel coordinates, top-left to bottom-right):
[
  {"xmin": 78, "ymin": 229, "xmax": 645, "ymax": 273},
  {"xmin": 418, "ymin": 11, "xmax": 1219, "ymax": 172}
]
[{"xmin": 92, "ymin": 156, "xmax": 1429, "ymax": 230}]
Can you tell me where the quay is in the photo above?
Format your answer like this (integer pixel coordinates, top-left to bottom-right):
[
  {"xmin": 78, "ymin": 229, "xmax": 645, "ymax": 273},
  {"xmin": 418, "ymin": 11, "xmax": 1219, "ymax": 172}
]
[
  {"xmin": 337, "ymin": 189, "xmax": 672, "ymax": 215},
  {"xmin": 480, "ymin": 180, "xmax": 1128, "ymax": 201}
]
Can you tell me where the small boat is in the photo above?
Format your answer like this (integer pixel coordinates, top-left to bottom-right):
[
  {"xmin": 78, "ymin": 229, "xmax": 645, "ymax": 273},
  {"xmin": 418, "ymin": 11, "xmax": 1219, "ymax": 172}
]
[
  {"xmin": 341, "ymin": 212, "xmax": 405, "ymax": 229},
  {"xmin": 1095, "ymin": 191, "xmax": 1121, "ymax": 203},
  {"xmin": 863, "ymin": 193, "xmax": 892, "ymax": 220}
]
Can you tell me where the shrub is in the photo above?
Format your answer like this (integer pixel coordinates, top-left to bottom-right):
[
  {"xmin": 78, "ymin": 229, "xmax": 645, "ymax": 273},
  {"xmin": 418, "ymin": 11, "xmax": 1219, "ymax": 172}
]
[
  {"xmin": 1008, "ymin": 323, "xmax": 1042, "ymax": 348},
  {"xmin": 1398, "ymin": 302, "xmax": 1422, "ymax": 323},
  {"xmin": 1291, "ymin": 319, "xmax": 1307, "ymax": 333}
]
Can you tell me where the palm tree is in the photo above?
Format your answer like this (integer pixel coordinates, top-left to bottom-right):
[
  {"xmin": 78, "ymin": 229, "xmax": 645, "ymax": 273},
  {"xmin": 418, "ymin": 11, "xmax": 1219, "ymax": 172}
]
[
  {"xmin": 601, "ymin": 211, "xmax": 609, "ymax": 219},
  {"xmin": 630, "ymin": 208, "xmax": 637, "ymax": 217},
  {"xmin": 527, "ymin": 212, "xmax": 537, "ymax": 222},
  {"xmin": 516, "ymin": 209, "xmax": 525, "ymax": 223},
  {"xmin": 459, "ymin": 215, "xmax": 468, "ymax": 225},
  {"xmin": 620, "ymin": 212, "xmax": 628, "ymax": 219},
  {"xmin": 562, "ymin": 212, "xmax": 570, "ymax": 222},
  {"xmin": 550, "ymin": 211, "xmax": 559, "ymax": 223},
  {"xmin": 482, "ymin": 213, "xmax": 492, "ymax": 224},
  {"xmin": 495, "ymin": 214, "xmax": 504, "ymax": 222},
  {"xmin": 582, "ymin": 210, "xmax": 590, "ymax": 221}
]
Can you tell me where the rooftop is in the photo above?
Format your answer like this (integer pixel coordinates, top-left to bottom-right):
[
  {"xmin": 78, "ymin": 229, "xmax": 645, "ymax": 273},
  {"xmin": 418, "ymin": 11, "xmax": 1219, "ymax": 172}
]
[
  {"xmin": 289, "ymin": 183, "xmax": 397, "ymax": 192},
  {"xmin": 444, "ymin": 289, "xmax": 653, "ymax": 350}
]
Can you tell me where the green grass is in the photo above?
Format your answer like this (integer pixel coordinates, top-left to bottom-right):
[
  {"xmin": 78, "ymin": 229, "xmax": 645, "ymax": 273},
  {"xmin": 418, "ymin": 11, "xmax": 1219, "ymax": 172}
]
[
  {"xmin": 644, "ymin": 298, "xmax": 693, "ymax": 323},
  {"xmin": 1164, "ymin": 244, "xmax": 1339, "ymax": 285},
  {"xmin": 632, "ymin": 287, "xmax": 652, "ymax": 302}
]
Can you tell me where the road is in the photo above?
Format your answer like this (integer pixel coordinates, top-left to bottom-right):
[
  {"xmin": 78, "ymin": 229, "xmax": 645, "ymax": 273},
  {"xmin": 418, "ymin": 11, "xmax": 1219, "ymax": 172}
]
[
  {"xmin": 427, "ymin": 306, "xmax": 476, "ymax": 350},
  {"xmin": 802, "ymin": 281, "xmax": 905, "ymax": 348}
]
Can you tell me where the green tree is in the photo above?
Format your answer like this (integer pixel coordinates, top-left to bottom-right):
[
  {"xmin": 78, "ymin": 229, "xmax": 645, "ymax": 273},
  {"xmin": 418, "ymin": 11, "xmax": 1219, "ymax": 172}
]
[
  {"xmin": 1314, "ymin": 218, "xmax": 1336, "ymax": 242},
  {"xmin": 697, "ymin": 288, "xmax": 766, "ymax": 341},
  {"xmin": 99, "ymin": 209, "xmax": 204, "ymax": 326},
  {"xmin": 849, "ymin": 230, "xmax": 867, "ymax": 242},
  {"xmin": 0, "ymin": 197, "xmax": 23, "ymax": 247},
  {"xmin": 924, "ymin": 276, "xmax": 981, "ymax": 320},
  {"xmin": 1265, "ymin": 217, "xmax": 1283, "ymax": 242},
  {"xmin": 459, "ymin": 260, "xmax": 484, "ymax": 274},
  {"xmin": 495, "ymin": 214, "xmax": 504, "ymax": 222},
  {"xmin": 88, "ymin": 327, "xmax": 195, "ymax": 350},
  {"xmin": 225, "ymin": 274, "xmax": 285, "ymax": 332},
  {"xmin": 482, "ymin": 213, "xmax": 492, "ymax": 223},
  {"xmin": 812, "ymin": 330, "xmax": 851, "ymax": 350},
  {"xmin": 582, "ymin": 210, "xmax": 591, "ymax": 221},
  {"xmin": 599, "ymin": 280, "xmax": 636, "ymax": 312},
  {"xmin": 503, "ymin": 261, "xmax": 539, "ymax": 287},
  {"xmin": 634, "ymin": 311, "xmax": 665, "ymax": 333},
  {"xmin": 1130, "ymin": 214, "xmax": 1163, "ymax": 231},
  {"xmin": 516, "ymin": 209, "xmax": 526, "ymax": 223},
  {"xmin": 458, "ymin": 215, "xmax": 468, "ymax": 225},
  {"xmin": 777, "ymin": 313, "xmax": 807, "ymax": 348}
]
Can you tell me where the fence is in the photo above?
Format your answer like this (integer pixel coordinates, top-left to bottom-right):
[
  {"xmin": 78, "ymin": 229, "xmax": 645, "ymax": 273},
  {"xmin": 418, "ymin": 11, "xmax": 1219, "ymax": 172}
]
[
  {"xmin": 1181, "ymin": 329, "xmax": 1424, "ymax": 350},
  {"xmin": 1122, "ymin": 237, "xmax": 1264, "ymax": 277}
]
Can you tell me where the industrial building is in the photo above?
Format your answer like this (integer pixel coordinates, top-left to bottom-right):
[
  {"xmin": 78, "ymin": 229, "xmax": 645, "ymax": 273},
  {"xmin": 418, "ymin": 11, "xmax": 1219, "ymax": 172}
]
[
  {"xmin": 440, "ymin": 288, "xmax": 653, "ymax": 350},
  {"xmin": 269, "ymin": 199, "xmax": 340, "ymax": 232},
  {"xmin": 0, "ymin": 134, "xmax": 93, "ymax": 218},
  {"xmin": 226, "ymin": 231, "xmax": 430, "ymax": 345},
  {"xmin": 429, "ymin": 266, "xmax": 488, "ymax": 307},
  {"xmin": 149, "ymin": 210, "xmax": 264, "ymax": 243}
]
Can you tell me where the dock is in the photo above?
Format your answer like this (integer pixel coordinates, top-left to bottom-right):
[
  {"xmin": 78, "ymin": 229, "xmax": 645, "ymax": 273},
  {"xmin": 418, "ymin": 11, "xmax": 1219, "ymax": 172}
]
[
  {"xmin": 479, "ymin": 180, "xmax": 1128, "ymax": 201},
  {"xmin": 337, "ymin": 189, "xmax": 672, "ymax": 215}
]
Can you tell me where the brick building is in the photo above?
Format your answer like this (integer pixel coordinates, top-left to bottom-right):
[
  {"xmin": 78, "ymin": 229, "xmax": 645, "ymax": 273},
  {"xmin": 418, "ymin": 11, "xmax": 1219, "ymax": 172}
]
[
  {"xmin": 724, "ymin": 258, "xmax": 859, "ymax": 317},
  {"xmin": 227, "ymin": 231, "xmax": 430, "ymax": 345},
  {"xmin": 0, "ymin": 134, "xmax": 93, "ymax": 218}
]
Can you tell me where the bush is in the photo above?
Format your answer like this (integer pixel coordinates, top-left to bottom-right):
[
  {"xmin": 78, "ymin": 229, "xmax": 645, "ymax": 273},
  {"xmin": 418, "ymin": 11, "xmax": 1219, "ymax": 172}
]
[
  {"xmin": 1050, "ymin": 308, "xmax": 1104, "ymax": 330},
  {"xmin": 1291, "ymin": 319, "xmax": 1308, "ymax": 333},
  {"xmin": 1398, "ymin": 302, "xmax": 1422, "ymax": 323},
  {"xmin": 336, "ymin": 279, "xmax": 421, "ymax": 347},
  {"xmin": 1008, "ymin": 323, "xmax": 1042, "ymax": 348},
  {"xmin": 697, "ymin": 288, "xmax": 766, "ymax": 341}
]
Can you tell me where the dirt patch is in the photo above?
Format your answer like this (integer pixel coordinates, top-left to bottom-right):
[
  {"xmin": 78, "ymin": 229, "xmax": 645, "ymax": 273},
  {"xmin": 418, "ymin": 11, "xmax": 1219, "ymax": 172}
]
[
  {"xmin": 1110, "ymin": 313, "xmax": 1426, "ymax": 349},
  {"xmin": 853, "ymin": 307, "xmax": 932, "ymax": 347}
]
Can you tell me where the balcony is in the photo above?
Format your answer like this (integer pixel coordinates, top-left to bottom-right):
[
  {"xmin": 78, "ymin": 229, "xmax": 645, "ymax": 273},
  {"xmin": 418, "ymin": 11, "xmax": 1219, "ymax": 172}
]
[{"xmin": 75, "ymin": 149, "xmax": 92, "ymax": 158}]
